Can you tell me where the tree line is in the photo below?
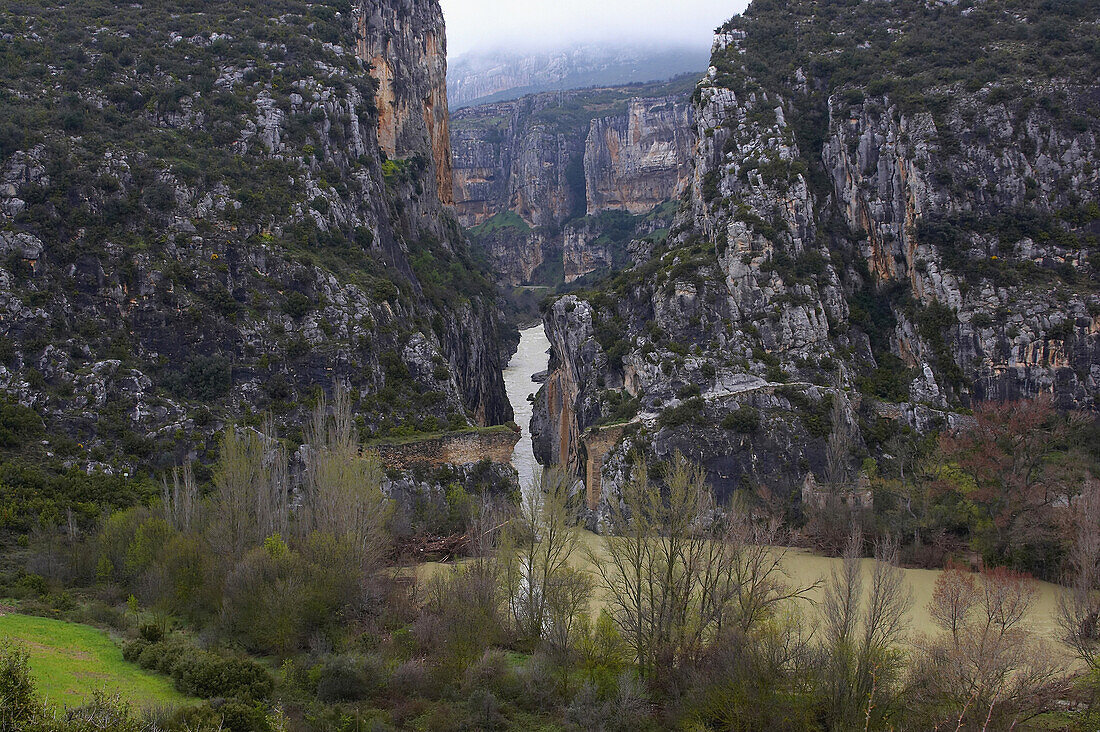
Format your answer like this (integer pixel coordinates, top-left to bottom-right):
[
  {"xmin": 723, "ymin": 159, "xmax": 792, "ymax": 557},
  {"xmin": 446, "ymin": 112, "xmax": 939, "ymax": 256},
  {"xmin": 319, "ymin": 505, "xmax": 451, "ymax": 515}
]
[{"xmin": 2, "ymin": 395, "xmax": 1100, "ymax": 730}]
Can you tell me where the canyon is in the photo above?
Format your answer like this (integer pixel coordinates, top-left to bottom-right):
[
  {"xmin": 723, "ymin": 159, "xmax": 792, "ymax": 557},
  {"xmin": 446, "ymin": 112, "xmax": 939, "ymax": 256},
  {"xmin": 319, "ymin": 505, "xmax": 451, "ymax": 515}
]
[
  {"xmin": 530, "ymin": 0, "xmax": 1100, "ymax": 528},
  {"xmin": 451, "ymin": 78, "xmax": 696, "ymax": 286},
  {"xmin": 0, "ymin": 0, "xmax": 513, "ymax": 479}
]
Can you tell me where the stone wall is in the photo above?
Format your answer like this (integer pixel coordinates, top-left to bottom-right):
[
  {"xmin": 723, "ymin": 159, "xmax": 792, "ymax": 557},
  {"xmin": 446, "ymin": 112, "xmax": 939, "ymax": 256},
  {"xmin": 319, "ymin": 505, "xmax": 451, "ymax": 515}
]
[{"xmin": 374, "ymin": 428, "xmax": 520, "ymax": 469}]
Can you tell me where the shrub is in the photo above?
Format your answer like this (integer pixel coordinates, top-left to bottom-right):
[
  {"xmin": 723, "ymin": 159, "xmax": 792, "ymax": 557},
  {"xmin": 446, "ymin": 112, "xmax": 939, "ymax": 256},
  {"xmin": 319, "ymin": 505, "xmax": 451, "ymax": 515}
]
[
  {"xmin": 0, "ymin": 646, "xmax": 41, "ymax": 728},
  {"xmin": 389, "ymin": 659, "xmax": 431, "ymax": 698},
  {"xmin": 658, "ymin": 398, "xmax": 705, "ymax": 429},
  {"xmin": 138, "ymin": 622, "xmax": 164, "ymax": 643},
  {"xmin": 174, "ymin": 654, "xmax": 273, "ymax": 701},
  {"xmin": 281, "ymin": 291, "xmax": 313, "ymax": 319},
  {"xmin": 721, "ymin": 406, "xmax": 760, "ymax": 433},
  {"xmin": 123, "ymin": 639, "xmax": 274, "ymax": 701},
  {"xmin": 315, "ymin": 654, "xmax": 384, "ymax": 703},
  {"xmin": 215, "ymin": 699, "xmax": 273, "ymax": 732}
]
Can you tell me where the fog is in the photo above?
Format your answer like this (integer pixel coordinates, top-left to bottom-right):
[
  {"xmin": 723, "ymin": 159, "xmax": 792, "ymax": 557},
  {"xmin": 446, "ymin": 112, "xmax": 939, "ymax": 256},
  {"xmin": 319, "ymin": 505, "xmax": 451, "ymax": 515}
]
[{"xmin": 439, "ymin": 0, "xmax": 747, "ymax": 58}]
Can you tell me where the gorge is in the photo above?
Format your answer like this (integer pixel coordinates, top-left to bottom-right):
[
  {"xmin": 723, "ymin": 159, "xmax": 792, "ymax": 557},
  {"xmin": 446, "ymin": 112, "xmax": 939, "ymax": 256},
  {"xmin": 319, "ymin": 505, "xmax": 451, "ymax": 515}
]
[
  {"xmin": 4, "ymin": 0, "xmax": 1100, "ymax": 729},
  {"xmin": 527, "ymin": 0, "xmax": 1100, "ymax": 531}
]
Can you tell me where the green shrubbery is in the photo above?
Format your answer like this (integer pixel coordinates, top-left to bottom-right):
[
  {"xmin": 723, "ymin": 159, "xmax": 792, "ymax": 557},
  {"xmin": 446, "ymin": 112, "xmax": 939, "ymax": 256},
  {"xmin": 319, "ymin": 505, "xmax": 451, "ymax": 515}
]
[
  {"xmin": 720, "ymin": 405, "xmax": 760, "ymax": 433},
  {"xmin": 123, "ymin": 639, "xmax": 273, "ymax": 701}
]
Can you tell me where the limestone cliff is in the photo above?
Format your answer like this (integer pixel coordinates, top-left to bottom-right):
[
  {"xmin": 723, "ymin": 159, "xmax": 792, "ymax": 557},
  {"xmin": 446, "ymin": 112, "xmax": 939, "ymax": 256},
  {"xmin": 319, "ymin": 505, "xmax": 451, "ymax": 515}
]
[
  {"xmin": 532, "ymin": 0, "xmax": 1100, "ymax": 525},
  {"xmin": 357, "ymin": 0, "xmax": 453, "ymax": 205},
  {"xmin": 585, "ymin": 98, "xmax": 694, "ymax": 215},
  {"xmin": 451, "ymin": 79, "xmax": 696, "ymax": 286},
  {"xmin": 0, "ymin": 0, "xmax": 511, "ymax": 475}
]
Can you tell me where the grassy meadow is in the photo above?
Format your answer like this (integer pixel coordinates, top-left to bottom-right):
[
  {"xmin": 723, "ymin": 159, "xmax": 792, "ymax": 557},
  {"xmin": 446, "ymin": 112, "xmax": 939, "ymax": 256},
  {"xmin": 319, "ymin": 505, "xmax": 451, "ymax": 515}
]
[{"xmin": 0, "ymin": 611, "xmax": 193, "ymax": 710}]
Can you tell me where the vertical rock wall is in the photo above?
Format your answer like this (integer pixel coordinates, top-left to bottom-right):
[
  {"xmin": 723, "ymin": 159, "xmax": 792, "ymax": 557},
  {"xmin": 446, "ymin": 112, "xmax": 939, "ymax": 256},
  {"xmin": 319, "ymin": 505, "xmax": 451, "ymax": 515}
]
[{"xmin": 357, "ymin": 0, "xmax": 453, "ymax": 205}]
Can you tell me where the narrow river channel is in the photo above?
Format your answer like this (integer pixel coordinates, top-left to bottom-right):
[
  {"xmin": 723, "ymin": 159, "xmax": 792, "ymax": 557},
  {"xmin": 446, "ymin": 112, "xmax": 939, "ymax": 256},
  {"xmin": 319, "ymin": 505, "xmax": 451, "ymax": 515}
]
[{"xmin": 502, "ymin": 325, "xmax": 551, "ymax": 492}]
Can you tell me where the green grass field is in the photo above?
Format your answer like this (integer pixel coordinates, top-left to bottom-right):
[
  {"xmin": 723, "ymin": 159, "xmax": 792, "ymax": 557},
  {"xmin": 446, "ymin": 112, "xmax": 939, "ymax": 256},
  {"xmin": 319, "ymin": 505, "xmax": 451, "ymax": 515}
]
[{"xmin": 0, "ymin": 612, "xmax": 194, "ymax": 710}]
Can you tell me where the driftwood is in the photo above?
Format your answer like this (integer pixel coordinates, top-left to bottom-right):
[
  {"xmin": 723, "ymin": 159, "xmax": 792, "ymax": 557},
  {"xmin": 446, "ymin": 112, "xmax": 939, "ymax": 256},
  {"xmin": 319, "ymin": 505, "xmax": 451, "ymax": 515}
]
[{"xmin": 398, "ymin": 533, "xmax": 470, "ymax": 561}]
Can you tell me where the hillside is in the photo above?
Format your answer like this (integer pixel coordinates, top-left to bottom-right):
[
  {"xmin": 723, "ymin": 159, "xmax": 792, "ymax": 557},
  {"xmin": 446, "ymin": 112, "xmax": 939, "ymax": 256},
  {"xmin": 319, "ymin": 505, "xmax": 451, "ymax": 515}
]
[
  {"xmin": 533, "ymin": 0, "xmax": 1100, "ymax": 525},
  {"xmin": 0, "ymin": 613, "xmax": 193, "ymax": 710},
  {"xmin": 0, "ymin": 0, "xmax": 513, "ymax": 493}
]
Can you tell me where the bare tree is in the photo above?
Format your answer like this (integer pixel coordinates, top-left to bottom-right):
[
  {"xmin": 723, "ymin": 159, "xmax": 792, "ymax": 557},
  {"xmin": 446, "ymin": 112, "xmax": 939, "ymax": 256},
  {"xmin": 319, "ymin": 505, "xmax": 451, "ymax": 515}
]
[
  {"xmin": 819, "ymin": 530, "xmax": 912, "ymax": 730},
  {"xmin": 302, "ymin": 383, "xmax": 390, "ymax": 573},
  {"xmin": 593, "ymin": 453, "xmax": 816, "ymax": 678},
  {"xmin": 928, "ymin": 562, "xmax": 977, "ymax": 644},
  {"xmin": 911, "ymin": 566, "xmax": 1067, "ymax": 729},
  {"xmin": 592, "ymin": 454, "xmax": 714, "ymax": 675},
  {"xmin": 1059, "ymin": 479, "xmax": 1100, "ymax": 670},
  {"xmin": 501, "ymin": 467, "xmax": 585, "ymax": 646},
  {"xmin": 161, "ymin": 462, "xmax": 198, "ymax": 533},
  {"xmin": 211, "ymin": 422, "xmax": 288, "ymax": 556},
  {"xmin": 700, "ymin": 502, "xmax": 818, "ymax": 638}
]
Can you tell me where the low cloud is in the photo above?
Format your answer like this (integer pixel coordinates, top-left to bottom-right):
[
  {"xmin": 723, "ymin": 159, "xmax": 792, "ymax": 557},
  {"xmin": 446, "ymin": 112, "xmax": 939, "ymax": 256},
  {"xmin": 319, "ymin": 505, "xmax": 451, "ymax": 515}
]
[{"xmin": 440, "ymin": 0, "xmax": 746, "ymax": 58}]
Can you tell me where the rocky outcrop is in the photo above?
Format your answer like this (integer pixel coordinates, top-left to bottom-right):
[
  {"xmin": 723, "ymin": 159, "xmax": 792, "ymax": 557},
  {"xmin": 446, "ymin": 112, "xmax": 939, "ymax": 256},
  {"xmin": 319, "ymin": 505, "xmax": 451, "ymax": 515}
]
[
  {"xmin": 451, "ymin": 81, "xmax": 695, "ymax": 286},
  {"xmin": 533, "ymin": 0, "xmax": 1100, "ymax": 522},
  {"xmin": 373, "ymin": 426, "xmax": 520, "ymax": 469},
  {"xmin": 0, "ymin": 0, "xmax": 512, "ymax": 474}
]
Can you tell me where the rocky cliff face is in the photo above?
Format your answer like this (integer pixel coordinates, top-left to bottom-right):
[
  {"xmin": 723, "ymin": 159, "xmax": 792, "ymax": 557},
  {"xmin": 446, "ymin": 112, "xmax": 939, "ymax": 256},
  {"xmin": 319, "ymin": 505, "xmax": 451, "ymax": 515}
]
[
  {"xmin": 357, "ymin": 0, "xmax": 453, "ymax": 205},
  {"xmin": 532, "ymin": 0, "xmax": 1100, "ymax": 526},
  {"xmin": 0, "ymin": 0, "xmax": 511, "ymax": 475},
  {"xmin": 451, "ymin": 79, "xmax": 695, "ymax": 286},
  {"xmin": 585, "ymin": 98, "xmax": 694, "ymax": 215}
]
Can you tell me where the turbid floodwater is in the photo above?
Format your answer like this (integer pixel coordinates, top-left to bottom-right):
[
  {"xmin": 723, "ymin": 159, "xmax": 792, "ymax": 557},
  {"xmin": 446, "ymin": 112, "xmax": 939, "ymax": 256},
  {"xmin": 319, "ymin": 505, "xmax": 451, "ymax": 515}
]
[
  {"xmin": 421, "ymin": 532, "xmax": 1071, "ymax": 653},
  {"xmin": 502, "ymin": 324, "xmax": 550, "ymax": 493},
  {"xmin": 573, "ymin": 532, "xmax": 1068, "ymax": 645}
]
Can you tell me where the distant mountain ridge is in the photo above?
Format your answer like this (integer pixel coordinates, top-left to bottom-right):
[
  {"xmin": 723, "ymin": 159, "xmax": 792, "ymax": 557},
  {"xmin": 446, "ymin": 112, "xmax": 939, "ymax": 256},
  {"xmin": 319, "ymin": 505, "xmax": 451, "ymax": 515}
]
[{"xmin": 448, "ymin": 44, "xmax": 710, "ymax": 109}]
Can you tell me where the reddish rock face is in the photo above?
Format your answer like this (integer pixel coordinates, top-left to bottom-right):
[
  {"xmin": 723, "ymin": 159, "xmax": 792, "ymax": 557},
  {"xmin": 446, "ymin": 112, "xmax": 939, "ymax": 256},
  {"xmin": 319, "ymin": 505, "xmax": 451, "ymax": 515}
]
[{"xmin": 356, "ymin": 0, "xmax": 453, "ymax": 206}]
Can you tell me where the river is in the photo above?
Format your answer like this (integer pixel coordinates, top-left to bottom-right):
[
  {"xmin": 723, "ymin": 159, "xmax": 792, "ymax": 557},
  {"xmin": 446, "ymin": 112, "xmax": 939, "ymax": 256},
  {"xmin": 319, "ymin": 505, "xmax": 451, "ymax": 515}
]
[
  {"xmin": 502, "ymin": 325, "xmax": 551, "ymax": 492},
  {"xmin": 492, "ymin": 327, "xmax": 1071, "ymax": 654}
]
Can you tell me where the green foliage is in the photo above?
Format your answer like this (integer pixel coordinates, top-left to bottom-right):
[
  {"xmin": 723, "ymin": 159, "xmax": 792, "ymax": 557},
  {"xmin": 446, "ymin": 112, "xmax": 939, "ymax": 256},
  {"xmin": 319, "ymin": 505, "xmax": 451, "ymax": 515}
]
[
  {"xmin": 598, "ymin": 390, "xmax": 641, "ymax": 426},
  {"xmin": 281, "ymin": 291, "xmax": 313, "ymax": 319},
  {"xmin": 0, "ymin": 645, "xmax": 41, "ymax": 729},
  {"xmin": 721, "ymin": 406, "xmax": 760, "ymax": 433},
  {"xmin": 857, "ymin": 353, "xmax": 915, "ymax": 403},
  {"xmin": 917, "ymin": 300, "xmax": 964, "ymax": 389},
  {"xmin": 123, "ymin": 638, "xmax": 273, "ymax": 701},
  {"xmin": 779, "ymin": 387, "xmax": 832, "ymax": 438},
  {"xmin": 0, "ymin": 614, "xmax": 190, "ymax": 711},
  {"xmin": 468, "ymin": 210, "xmax": 531, "ymax": 237},
  {"xmin": 916, "ymin": 211, "xmax": 1084, "ymax": 288},
  {"xmin": 0, "ymin": 461, "xmax": 155, "ymax": 531},
  {"xmin": 715, "ymin": 0, "xmax": 1100, "ymax": 120},
  {"xmin": 0, "ymin": 399, "xmax": 44, "ymax": 450},
  {"xmin": 658, "ymin": 397, "xmax": 705, "ymax": 429},
  {"xmin": 409, "ymin": 235, "xmax": 495, "ymax": 309}
]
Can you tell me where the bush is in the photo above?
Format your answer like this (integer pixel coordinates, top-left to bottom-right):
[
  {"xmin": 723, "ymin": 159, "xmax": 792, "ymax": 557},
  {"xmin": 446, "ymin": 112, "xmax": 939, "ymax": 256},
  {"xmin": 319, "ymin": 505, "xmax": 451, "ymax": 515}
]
[
  {"xmin": 315, "ymin": 654, "xmax": 384, "ymax": 703},
  {"xmin": 138, "ymin": 622, "xmax": 164, "ymax": 643},
  {"xmin": 123, "ymin": 639, "xmax": 273, "ymax": 701},
  {"xmin": 0, "ymin": 646, "xmax": 41, "ymax": 728},
  {"xmin": 388, "ymin": 659, "xmax": 431, "ymax": 698},
  {"xmin": 658, "ymin": 398, "xmax": 705, "ymax": 429},
  {"xmin": 174, "ymin": 654, "xmax": 273, "ymax": 701},
  {"xmin": 721, "ymin": 406, "xmax": 760, "ymax": 433},
  {"xmin": 215, "ymin": 699, "xmax": 273, "ymax": 732}
]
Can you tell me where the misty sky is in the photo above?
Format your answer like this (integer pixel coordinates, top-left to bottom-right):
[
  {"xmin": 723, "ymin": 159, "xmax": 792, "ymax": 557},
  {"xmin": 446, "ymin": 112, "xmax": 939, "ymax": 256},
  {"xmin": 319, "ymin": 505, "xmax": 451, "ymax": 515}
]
[{"xmin": 439, "ymin": 0, "xmax": 746, "ymax": 58}]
